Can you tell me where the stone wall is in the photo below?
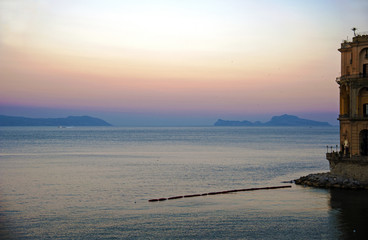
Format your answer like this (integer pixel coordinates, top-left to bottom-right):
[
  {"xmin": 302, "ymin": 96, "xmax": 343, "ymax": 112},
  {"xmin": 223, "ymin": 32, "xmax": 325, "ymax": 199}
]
[{"xmin": 329, "ymin": 159, "xmax": 368, "ymax": 183}]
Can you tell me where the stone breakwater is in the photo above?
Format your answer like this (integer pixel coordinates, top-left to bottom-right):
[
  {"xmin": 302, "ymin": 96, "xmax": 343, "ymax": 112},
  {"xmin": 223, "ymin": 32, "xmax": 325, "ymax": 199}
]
[{"xmin": 294, "ymin": 172, "xmax": 368, "ymax": 190}]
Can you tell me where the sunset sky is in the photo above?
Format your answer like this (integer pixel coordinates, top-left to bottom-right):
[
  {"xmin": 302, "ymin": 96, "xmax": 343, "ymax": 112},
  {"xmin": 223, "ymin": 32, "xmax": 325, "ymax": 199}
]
[{"xmin": 1, "ymin": 0, "xmax": 368, "ymax": 126}]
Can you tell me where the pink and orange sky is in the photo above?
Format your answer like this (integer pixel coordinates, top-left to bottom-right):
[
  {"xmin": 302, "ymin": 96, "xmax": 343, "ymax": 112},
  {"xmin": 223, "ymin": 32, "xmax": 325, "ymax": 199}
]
[{"xmin": 1, "ymin": 0, "xmax": 368, "ymax": 126}]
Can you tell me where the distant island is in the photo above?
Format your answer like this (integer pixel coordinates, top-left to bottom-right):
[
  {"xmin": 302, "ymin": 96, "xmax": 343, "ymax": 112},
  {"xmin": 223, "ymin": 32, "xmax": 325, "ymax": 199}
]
[
  {"xmin": 214, "ymin": 114, "xmax": 331, "ymax": 127},
  {"xmin": 0, "ymin": 115, "xmax": 112, "ymax": 126}
]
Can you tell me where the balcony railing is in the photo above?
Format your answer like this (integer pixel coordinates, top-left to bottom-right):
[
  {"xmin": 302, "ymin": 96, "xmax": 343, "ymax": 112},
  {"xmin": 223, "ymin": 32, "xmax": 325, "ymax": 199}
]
[
  {"xmin": 337, "ymin": 114, "xmax": 368, "ymax": 121},
  {"xmin": 326, "ymin": 152, "xmax": 342, "ymax": 160},
  {"xmin": 327, "ymin": 152, "xmax": 368, "ymax": 163},
  {"xmin": 336, "ymin": 74, "xmax": 368, "ymax": 84}
]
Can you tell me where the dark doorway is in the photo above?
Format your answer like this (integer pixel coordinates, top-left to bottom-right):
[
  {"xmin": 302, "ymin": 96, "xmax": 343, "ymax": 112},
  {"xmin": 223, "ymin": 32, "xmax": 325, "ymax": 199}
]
[{"xmin": 360, "ymin": 130, "xmax": 368, "ymax": 156}]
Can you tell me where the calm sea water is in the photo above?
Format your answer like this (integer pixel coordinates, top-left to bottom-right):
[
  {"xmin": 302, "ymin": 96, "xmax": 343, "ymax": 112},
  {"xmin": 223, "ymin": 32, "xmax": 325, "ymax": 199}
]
[{"xmin": 0, "ymin": 126, "xmax": 367, "ymax": 239}]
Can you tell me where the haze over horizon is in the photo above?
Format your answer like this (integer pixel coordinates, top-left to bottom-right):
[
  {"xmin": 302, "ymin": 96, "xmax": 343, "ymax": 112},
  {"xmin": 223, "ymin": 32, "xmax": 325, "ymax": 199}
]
[{"xmin": 1, "ymin": 0, "xmax": 368, "ymax": 126}]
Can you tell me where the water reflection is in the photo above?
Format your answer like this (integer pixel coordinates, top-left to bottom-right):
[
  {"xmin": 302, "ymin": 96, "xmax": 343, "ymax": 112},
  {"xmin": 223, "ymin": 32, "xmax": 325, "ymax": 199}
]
[{"xmin": 329, "ymin": 189, "xmax": 368, "ymax": 239}]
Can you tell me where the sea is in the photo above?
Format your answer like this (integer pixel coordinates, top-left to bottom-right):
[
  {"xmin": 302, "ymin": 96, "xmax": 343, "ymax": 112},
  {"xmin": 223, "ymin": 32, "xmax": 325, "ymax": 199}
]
[{"xmin": 1, "ymin": 126, "xmax": 368, "ymax": 239}]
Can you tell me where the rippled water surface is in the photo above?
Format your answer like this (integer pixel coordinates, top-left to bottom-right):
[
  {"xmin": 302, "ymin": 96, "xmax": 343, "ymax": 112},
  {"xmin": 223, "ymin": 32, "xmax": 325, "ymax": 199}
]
[{"xmin": 1, "ymin": 126, "xmax": 367, "ymax": 239}]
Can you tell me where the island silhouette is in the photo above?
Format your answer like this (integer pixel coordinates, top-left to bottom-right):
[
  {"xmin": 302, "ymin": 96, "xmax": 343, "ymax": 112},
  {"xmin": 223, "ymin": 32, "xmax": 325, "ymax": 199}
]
[
  {"xmin": 215, "ymin": 114, "xmax": 331, "ymax": 127},
  {"xmin": 0, "ymin": 115, "xmax": 111, "ymax": 126}
]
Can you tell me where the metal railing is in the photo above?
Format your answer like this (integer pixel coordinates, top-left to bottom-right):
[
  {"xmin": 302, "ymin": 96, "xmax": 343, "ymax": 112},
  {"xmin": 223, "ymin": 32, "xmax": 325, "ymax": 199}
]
[{"xmin": 326, "ymin": 145, "xmax": 339, "ymax": 153}]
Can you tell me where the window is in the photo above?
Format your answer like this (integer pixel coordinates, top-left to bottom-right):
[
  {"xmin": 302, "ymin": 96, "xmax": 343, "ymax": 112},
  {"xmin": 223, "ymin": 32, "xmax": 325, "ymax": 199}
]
[
  {"xmin": 364, "ymin": 103, "xmax": 368, "ymax": 117},
  {"xmin": 360, "ymin": 130, "xmax": 368, "ymax": 156}
]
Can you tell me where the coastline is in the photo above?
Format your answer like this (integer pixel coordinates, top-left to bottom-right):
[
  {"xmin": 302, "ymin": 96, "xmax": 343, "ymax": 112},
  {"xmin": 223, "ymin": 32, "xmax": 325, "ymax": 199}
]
[{"xmin": 294, "ymin": 172, "xmax": 368, "ymax": 190}]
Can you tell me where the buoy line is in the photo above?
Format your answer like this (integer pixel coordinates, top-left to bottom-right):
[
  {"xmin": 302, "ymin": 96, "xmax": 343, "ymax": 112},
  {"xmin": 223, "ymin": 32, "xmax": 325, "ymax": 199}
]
[{"xmin": 148, "ymin": 185, "xmax": 291, "ymax": 202}]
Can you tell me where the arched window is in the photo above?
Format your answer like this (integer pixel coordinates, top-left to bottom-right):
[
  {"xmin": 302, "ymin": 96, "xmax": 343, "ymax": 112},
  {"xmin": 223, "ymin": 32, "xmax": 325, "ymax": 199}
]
[
  {"xmin": 360, "ymin": 130, "xmax": 368, "ymax": 156},
  {"xmin": 358, "ymin": 88, "xmax": 368, "ymax": 117},
  {"xmin": 364, "ymin": 104, "xmax": 368, "ymax": 117},
  {"xmin": 340, "ymin": 85, "xmax": 349, "ymax": 116},
  {"xmin": 359, "ymin": 48, "xmax": 368, "ymax": 77}
]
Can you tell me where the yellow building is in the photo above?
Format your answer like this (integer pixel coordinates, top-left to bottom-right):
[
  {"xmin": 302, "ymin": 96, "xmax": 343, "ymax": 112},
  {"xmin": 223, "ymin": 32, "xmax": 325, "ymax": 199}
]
[{"xmin": 327, "ymin": 32, "xmax": 368, "ymax": 182}]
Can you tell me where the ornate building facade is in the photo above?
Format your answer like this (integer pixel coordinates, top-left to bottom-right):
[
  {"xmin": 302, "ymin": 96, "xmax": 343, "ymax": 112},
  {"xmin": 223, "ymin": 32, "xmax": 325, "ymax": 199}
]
[{"xmin": 327, "ymin": 33, "xmax": 368, "ymax": 182}]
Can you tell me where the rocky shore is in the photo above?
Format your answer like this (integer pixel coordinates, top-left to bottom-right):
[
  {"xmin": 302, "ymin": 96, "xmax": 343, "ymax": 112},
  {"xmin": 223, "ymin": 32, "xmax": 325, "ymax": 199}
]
[{"xmin": 294, "ymin": 172, "xmax": 368, "ymax": 190}]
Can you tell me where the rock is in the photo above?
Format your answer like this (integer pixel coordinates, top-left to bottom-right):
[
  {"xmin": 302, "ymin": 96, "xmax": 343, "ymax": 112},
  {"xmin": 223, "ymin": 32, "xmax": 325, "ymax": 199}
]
[
  {"xmin": 294, "ymin": 172, "xmax": 368, "ymax": 190},
  {"xmin": 353, "ymin": 180, "xmax": 360, "ymax": 186}
]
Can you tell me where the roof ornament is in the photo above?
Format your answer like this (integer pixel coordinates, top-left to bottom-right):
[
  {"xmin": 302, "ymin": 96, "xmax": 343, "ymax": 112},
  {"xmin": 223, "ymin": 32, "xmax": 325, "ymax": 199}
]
[{"xmin": 352, "ymin": 27, "xmax": 357, "ymax": 37}]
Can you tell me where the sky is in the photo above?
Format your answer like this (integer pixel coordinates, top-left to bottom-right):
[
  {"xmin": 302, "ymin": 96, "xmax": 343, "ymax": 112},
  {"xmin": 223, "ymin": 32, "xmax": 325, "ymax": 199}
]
[{"xmin": 1, "ymin": 0, "xmax": 368, "ymax": 126}]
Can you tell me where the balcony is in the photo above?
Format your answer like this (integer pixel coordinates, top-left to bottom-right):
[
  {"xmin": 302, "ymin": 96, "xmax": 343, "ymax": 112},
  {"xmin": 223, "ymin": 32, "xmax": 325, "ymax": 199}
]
[
  {"xmin": 338, "ymin": 114, "xmax": 349, "ymax": 119},
  {"xmin": 338, "ymin": 115, "xmax": 368, "ymax": 121},
  {"xmin": 336, "ymin": 74, "xmax": 368, "ymax": 84},
  {"xmin": 326, "ymin": 152, "xmax": 344, "ymax": 161},
  {"xmin": 326, "ymin": 152, "xmax": 368, "ymax": 164}
]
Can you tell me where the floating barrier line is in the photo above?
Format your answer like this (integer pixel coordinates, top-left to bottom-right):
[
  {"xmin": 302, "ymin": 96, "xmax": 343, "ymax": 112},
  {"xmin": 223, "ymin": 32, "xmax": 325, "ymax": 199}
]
[{"xmin": 148, "ymin": 185, "xmax": 291, "ymax": 202}]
